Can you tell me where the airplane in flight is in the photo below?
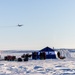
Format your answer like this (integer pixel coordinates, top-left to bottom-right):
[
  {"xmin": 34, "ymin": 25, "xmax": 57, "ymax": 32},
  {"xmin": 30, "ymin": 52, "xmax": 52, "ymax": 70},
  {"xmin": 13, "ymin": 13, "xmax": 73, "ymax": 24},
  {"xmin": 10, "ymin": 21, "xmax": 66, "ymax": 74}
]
[{"xmin": 17, "ymin": 24, "xmax": 23, "ymax": 27}]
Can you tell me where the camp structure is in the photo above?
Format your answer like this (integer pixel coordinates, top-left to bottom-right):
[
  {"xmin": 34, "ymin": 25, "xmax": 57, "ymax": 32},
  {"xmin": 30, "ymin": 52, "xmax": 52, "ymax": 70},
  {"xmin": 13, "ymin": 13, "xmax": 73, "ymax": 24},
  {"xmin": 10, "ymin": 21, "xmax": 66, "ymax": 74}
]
[
  {"xmin": 32, "ymin": 47, "xmax": 57, "ymax": 60},
  {"xmin": 57, "ymin": 51, "xmax": 65, "ymax": 59}
]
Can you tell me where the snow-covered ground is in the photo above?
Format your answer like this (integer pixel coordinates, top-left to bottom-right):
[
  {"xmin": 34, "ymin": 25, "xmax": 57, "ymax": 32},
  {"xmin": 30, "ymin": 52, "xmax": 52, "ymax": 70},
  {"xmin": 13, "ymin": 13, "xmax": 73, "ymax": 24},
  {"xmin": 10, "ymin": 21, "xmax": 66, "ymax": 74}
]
[
  {"xmin": 0, "ymin": 50, "xmax": 75, "ymax": 75},
  {"xmin": 1, "ymin": 59, "xmax": 75, "ymax": 75}
]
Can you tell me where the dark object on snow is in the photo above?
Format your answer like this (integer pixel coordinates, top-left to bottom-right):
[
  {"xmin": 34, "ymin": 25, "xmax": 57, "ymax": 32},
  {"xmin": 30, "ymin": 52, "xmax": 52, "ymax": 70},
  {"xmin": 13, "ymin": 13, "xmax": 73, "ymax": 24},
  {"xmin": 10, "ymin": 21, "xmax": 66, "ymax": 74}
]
[
  {"xmin": 24, "ymin": 54, "xmax": 28, "ymax": 61},
  {"xmin": 26, "ymin": 54, "xmax": 32, "ymax": 58},
  {"xmin": 21, "ymin": 54, "xmax": 29, "ymax": 61},
  {"xmin": 4, "ymin": 55, "xmax": 16, "ymax": 61},
  {"xmin": 57, "ymin": 52, "xmax": 60, "ymax": 57},
  {"xmin": 40, "ymin": 52, "xmax": 46, "ymax": 60},
  {"xmin": 57, "ymin": 52, "xmax": 65, "ymax": 59},
  {"xmin": 4, "ymin": 56, "xmax": 8, "ymax": 60},
  {"xmin": 32, "ymin": 52, "xmax": 38, "ymax": 60},
  {"xmin": 12, "ymin": 56, "xmax": 16, "ymax": 61},
  {"xmin": 21, "ymin": 54, "xmax": 26, "ymax": 58},
  {"xmin": 21, "ymin": 54, "xmax": 32, "ymax": 58},
  {"xmin": 6, "ymin": 55, "xmax": 12, "ymax": 61},
  {"xmin": 17, "ymin": 58, "xmax": 22, "ymax": 62}
]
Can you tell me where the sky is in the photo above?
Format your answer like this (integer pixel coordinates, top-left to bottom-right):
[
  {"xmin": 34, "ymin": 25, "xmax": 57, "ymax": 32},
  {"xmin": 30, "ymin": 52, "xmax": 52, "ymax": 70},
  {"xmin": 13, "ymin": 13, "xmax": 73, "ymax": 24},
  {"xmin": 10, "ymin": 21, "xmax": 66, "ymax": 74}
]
[{"xmin": 0, "ymin": 0, "xmax": 75, "ymax": 50}]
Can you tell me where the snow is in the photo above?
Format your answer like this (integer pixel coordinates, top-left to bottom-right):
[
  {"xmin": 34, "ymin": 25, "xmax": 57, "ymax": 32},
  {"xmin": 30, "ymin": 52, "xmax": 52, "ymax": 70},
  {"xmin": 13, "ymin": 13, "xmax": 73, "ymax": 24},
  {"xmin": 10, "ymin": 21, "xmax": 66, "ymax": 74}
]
[
  {"xmin": 0, "ymin": 59, "xmax": 75, "ymax": 75},
  {"xmin": 0, "ymin": 50, "xmax": 75, "ymax": 75}
]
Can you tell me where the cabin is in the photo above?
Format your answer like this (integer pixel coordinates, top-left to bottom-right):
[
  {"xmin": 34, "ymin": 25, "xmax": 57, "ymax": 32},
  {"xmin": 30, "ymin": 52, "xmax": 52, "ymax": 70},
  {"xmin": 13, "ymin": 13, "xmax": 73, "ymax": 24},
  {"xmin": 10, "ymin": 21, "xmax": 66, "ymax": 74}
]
[{"xmin": 32, "ymin": 47, "xmax": 56, "ymax": 60}]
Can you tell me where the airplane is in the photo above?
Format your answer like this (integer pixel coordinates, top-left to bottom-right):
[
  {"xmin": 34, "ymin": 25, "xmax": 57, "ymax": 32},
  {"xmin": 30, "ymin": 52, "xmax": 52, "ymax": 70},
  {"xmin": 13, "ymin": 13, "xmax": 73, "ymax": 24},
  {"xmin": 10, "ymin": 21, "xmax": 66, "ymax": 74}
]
[{"xmin": 17, "ymin": 24, "xmax": 23, "ymax": 27}]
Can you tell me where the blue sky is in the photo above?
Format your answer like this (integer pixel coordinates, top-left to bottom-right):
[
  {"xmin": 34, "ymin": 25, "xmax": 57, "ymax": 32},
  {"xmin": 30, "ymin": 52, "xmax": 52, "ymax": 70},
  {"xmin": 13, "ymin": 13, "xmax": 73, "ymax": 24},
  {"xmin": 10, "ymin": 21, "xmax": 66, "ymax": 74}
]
[{"xmin": 0, "ymin": 0, "xmax": 75, "ymax": 50}]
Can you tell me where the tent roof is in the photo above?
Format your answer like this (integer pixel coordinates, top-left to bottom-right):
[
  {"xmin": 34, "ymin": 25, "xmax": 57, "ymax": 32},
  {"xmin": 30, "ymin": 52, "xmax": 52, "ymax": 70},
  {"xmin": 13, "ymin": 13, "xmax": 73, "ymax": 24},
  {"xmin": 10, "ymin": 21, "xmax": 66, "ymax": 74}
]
[{"xmin": 39, "ymin": 47, "xmax": 55, "ymax": 52}]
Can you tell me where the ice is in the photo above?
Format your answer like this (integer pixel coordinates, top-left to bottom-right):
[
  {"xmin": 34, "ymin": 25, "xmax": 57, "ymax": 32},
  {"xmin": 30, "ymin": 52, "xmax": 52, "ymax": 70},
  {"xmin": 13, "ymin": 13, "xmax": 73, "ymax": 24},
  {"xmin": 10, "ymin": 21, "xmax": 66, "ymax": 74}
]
[
  {"xmin": 0, "ymin": 50, "xmax": 75, "ymax": 75},
  {"xmin": 0, "ymin": 59, "xmax": 75, "ymax": 75}
]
